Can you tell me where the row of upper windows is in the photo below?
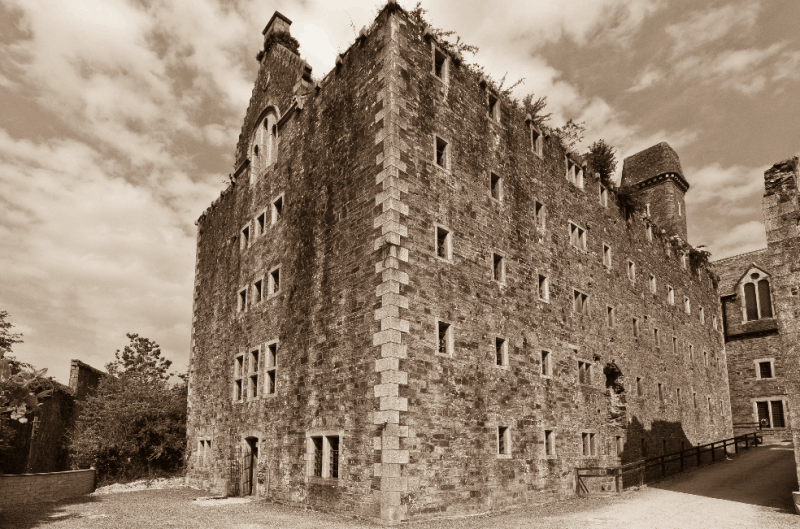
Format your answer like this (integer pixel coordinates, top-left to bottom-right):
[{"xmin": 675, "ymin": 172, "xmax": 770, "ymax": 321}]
[
  {"xmin": 240, "ymin": 195, "xmax": 284, "ymax": 251},
  {"xmin": 632, "ymin": 376, "xmax": 725, "ymax": 416},
  {"xmin": 434, "ymin": 222, "xmax": 718, "ymax": 331},
  {"xmin": 232, "ymin": 341, "xmax": 279, "ymax": 402},
  {"xmin": 238, "ymin": 267, "xmax": 281, "ymax": 311}
]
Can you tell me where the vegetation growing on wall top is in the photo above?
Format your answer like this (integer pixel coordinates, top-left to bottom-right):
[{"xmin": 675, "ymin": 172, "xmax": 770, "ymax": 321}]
[{"xmin": 257, "ymin": 31, "xmax": 301, "ymax": 61}]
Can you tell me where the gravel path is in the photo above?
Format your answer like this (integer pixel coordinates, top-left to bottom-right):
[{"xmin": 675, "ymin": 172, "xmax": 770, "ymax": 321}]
[{"xmin": 2, "ymin": 446, "xmax": 796, "ymax": 528}]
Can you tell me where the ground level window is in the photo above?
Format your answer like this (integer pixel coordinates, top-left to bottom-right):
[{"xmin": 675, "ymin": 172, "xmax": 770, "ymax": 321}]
[
  {"xmin": 756, "ymin": 400, "xmax": 785, "ymax": 428},
  {"xmin": 310, "ymin": 435, "xmax": 340, "ymax": 479},
  {"xmin": 582, "ymin": 432, "xmax": 596, "ymax": 456}
]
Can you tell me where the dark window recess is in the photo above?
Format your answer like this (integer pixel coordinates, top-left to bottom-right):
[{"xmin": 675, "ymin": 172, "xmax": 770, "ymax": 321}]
[
  {"xmin": 758, "ymin": 280, "xmax": 773, "ymax": 318},
  {"xmin": 488, "ymin": 93, "xmax": 498, "ymax": 119},
  {"xmin": 256, "ymin": 213, "xmax": 266, "ymax": 233},
  {"xmin": 578, "ymin": 361, "xmax": 591, "ymax": 384},
  {"xmin": 498, "ymin": 426, "xmax": 508, "ymax": 454},
  {"xmin": 329, "ymin": 436, "xmax": 340, "ymax": 478},
  {"xmin": 438, "ymin": 322, "xmax": 450, "ymax": 354},
  {"xmin": 312, "ymin": 437, "xmax": 323, "ymax": 477},
  {"xmin": 636, "ymin": 377, "xmax": 643, "ymax": 396},
  {"xmin": 744, "ymin": 283, "xmax": 759, "ymax": 321},
  {"xmin": 495, "ymin": 338, "xmax": 505, "ymax": 366},
  {"xmin": 490, "ymin": 172, "xmax": 501, "ymax": 200},
  {"xmin": 759, "ymin": 361, "xmax": 773, "ymax": 379},
  {"xmin": 757, "ymin": 401, "xmax": 770, "ymax": 427},
  {"xmin": 435, "ymin": 136, "xmax": 448, "ymax": 168},
  {"xmin": 271, "ymin": 269, "xmax": 280, "ymax": 293},
  {"xmin": 493, "ymin": 254, "xmax": 504, "ymax": 281},
  {"xmin": 771, "ymin": 401, "xmax": 785, "ymax": 428},
  {"xmin": 273, "ymin": 196, "xmax": 283, "ymax": 220},
  {"xmin": 541, "ymin": 351, "xmax": 550, "ymax": 376},
  {"xmin": 433, "ymin": 47, "xmax": 446, "ymax": 78},
  {"xmin": 436, "ymin": 226, "xmax": 449, "ymax": 259}
]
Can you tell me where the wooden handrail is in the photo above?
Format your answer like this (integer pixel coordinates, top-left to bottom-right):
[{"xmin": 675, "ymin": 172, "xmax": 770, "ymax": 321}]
[{"xmin": 575, "ymin": 432, "xmax": 761, "ymax": 495}]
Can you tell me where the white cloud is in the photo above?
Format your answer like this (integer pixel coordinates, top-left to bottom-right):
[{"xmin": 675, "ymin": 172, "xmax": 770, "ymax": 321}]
[
  {"xmin": 627, "ymin": 66, "xmax": 664, "ymax": 92},
  {"xmin": 705, "ymin": 221, "xmax": 766, "ymax": 260},
  {"xmin": 685, "ymin": 162, "xmax": 766, "ymax": 207},
  {"xmin": 665, "ymin": 3, "xmax": 761, "ymax": 58}
]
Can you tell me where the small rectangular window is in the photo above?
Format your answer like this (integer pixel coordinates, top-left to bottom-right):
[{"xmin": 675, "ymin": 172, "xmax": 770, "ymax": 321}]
[
  {"xmin": 488, "ymin": 92, "xmax": 499, "ymax": 121},
  {"xmin": 713, "ymin": 315, "xmax": 718, "ymax": 330},
  {"xmin": 578, "ymin": 361, "xmax": 591, "ymax": 384},
  {"xmin": 544, "ymin": 430, "xmax": 555, "ymax": 456},
  {"xmin": 689, "ymin": 344, "xmax": 694, "ymax": 361},
  {"xmin": 569, "ymin": 222, "xmax": 586, "ymax": 250},
  {"xmin": 534, "ymin": 201, "xmax": 545, "ymax": 229},
  {"xmin": 667, "ymin": 286, "xmax": 674, "ymax": 304},
  {"xmin": 615, "ymin": 436, "xmax": 624, "ymax": 456},
  {"xmin": 771, "ymin": 401, "xmax": 785, "ymax": 428},
  {"xmin": 658, "ymin": 383, "xmax": 664, "ymax": 402},
  {"xmin": 649, "ymin": 274, "xmax": 656, "ymax": 294},
  {"xmin": 672, "ymin": 336, "xmax": 677, "ymax": 354},
  {"xmin": 633, "ymin": 318, "xmax": 640, "ymax": 338},
  {"xmin": 582, "ymin": 433, "xmax": 590, "ymax": 456},
  {"xmin": 538, "ymin": 274, "xmax": 549, "ymax": 301},
  {"xmin": 531, "ymin": 126, "xmax": 543, "ymax": 156},
  {"xmin": 627, "ymin": 261, "xmax": 636, "ymax": 282},
  {"xmin": 758, "ymin": 361, "xmax": 773, "ymax": 379},
  {"xmin": 265, "ymin": 342, "xmax": 277, "ymax": 394},
  {"xmin": 497, "ymin": 426, "xmax": 510, "ymax": 456},
  {"xmin": 692, "ymin": 392, "xmax": 697, "ymax": 409},
  {"xmin": 433, "ymin": 46, "xmax": 447, "ymax": 79},
  {"xmin": 541, "ymin": 350, "xmax": 551, "ymax": 377},
  {"xmin": 703, "ymin": 350, "xmax": 708, "ymax": 366},
  {"xmin": 599, "ymin": 184, "xmax": 608, "ymax": 207},
  {"xmin": 606, "ymin": 306, "xmax": 615, "ymax": 328},
  {"xmin": 700, "ymin": 307, "xmax": 705, "ymax": 324},
  {"xmin": 435, "ymin": 135, "xmax": 449, "ymax": 169},
  {"xmin": 309, "ymin": 435, "xmax": 340, "ymax": 479},
  {"xmin": 573, "ymin": 289, "xmax": 589, "ymax": 315},
  {"xmin": 492, "ymin": 253, "xmax": 505, "ymax": 283},
  {"xmin": 233, "ymin": 355, "xmax": 244, "ymax": 401},
  {"xmin": 677, "ymin": 387, "xmax": 681, "ymax": 404},
  {"xmin": 645, "ymin": 203, "xmax": 651, "ymax": 217},
  {"xmin": 253, "ymin": 280, "xmax": 263, "ymax": 303},
  {"xmin": 437, "ymin": 321, "xmax": 452, "ymax": 356},
  {"xmin": 678, "ymin": 201, "xmax": 682, "ymax": 216},
  {"xmin": 636, "ymin": 377, "xmax": 643, "ymax": 396},
  {"xmin": 490, "ymin": 172, "xmax": 502, "ymax": 201},
  {"xmin": 435, "ymin": 226, "xmax": 451, "ymax": 260},
  {"xmin": 249, "ymin": 348, "xmax": 260, "ymax": 398},
  {"xmin": 654, "ymin": 328, "xmax": 660, "ymax": 347},
  {"xmin": 240, "ymin": 225, "xmax": 250, "ymax": 250},
  {"xmin": 495, "ymin": 337, "xmax": 507, "ymax": 367},
  {"xmin": 238, "ymin": 288, "xmax": 248, "ymax": 312},
  {"xmin": 271, "ymin": 196, "xmax": 283, "ymax": 224},
  {"xmin": 603, "ymin": 244, "xmax": 612, "ymax": 268},
  {"xmin": 646, "ymin": 224, "xmax": 653, "ymax": 241},
  {"xmin": 684, "ymin": 296, "xmax": 691, "ymax": 314},
  {"xmin": 256, "ymin": 212, "xmax": 266, "ymax": 237},
  {"xmin": 269, "ymin": 268, "xmax": 281, "ymax": 295}
]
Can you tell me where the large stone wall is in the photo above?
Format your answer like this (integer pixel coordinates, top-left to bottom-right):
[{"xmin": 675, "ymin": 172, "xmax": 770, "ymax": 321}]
[
  {"xmin": 0, "ymin": 469, "xmax": 95, "ymax": 507},
  {"xmin": 186, "ymin": 4, "xmax": 733, "ymax": 524}
]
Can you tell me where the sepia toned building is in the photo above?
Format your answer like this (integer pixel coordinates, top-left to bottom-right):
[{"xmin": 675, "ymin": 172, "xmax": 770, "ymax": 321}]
[{"xmin": 185, "ymin": 3, "xmax": 732, "ymax": 524}]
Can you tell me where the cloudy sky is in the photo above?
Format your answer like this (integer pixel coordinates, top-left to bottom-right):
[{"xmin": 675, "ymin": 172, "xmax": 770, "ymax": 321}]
[{"xmin": 1, "ymin": 0, "xmax": 799, "ymax": 383}]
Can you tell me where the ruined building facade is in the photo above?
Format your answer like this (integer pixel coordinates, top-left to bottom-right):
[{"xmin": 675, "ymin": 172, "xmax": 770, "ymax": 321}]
[
  {"xmin": 715, "ymin": 159, "xmax": 800, "ymax": 468},
  {"xmin": 186, "ymin": 4, "xmax": 732, "ymax": 524}
]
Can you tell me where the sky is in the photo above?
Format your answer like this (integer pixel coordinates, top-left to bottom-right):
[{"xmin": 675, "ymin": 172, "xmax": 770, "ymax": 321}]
[{"xmin": 1, "ymin": 0, "xmax": 799, "ymax": 383}]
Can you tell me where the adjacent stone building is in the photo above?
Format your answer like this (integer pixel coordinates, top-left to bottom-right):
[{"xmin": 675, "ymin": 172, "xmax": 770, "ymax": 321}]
[
  {"xmin": 185, "ymin": 3, "xmax": 732, "ymax": 523},
  {"xmin": 715, "ymin": 159, "xmax": 800, "ymax": 456}
]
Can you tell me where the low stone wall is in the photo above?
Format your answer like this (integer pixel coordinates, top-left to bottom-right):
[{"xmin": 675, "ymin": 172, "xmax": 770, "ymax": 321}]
[{"xmin": 0, "ymin": 469, "xmax": 96, "ymax": 507}]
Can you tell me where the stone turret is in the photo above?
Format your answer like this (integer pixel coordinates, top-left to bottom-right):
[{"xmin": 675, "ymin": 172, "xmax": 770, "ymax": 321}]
[{"xmin": 621, "ymin": 142, "xmax": 689, "ymax": 240}]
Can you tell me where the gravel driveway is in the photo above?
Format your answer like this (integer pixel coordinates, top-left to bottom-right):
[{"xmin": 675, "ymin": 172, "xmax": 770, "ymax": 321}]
[{"xmin": 1, "ymin": 445, "xmax": 796, "ymax": 528}]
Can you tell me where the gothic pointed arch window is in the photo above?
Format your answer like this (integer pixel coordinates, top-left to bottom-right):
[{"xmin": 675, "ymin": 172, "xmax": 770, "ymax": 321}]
[
  {"xmin": 740, "ymin": 268, "xmax": 773, "ymax": 321},
  {"xmin": 249, "ymin": 109, "xmax": 279, "ymax": 180}
]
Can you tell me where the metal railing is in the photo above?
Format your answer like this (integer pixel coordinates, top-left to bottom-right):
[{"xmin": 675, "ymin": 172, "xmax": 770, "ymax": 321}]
[{"xmin": 576, "ymin": 431, "xmax": 761, "ymax": 495}]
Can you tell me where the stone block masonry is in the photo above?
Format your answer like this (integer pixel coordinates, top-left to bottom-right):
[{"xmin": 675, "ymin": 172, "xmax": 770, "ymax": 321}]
[
  {"xmin": 185, "ymin": 2, "xmax": 732, "ymax": 524},
  {"xmin": 0, "ymin": 469, "xmax": 96, "ymax": 507}
]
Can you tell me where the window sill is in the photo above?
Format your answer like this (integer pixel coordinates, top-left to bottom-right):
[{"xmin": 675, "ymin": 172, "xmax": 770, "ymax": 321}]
[
  {"xmin": 496, "ymin": 454, "xmax": 512, "ymax": 460},
  {"xmin": 307, "ymin": 476, "xmax": 339, "ymax": 485},
  {"xmin": 537, "ymin": 297, "xmax": 550, "ymax": 304}
]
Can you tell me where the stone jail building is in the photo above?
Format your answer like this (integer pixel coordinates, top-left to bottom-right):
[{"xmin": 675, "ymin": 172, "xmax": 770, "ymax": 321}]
[
  {"xmin": 185, "ymin": 3, "xmax": 731, "ymax": 524},
  {"xmin": 716, "ymin": 159, "xmax": 800, "ymax": 452}
]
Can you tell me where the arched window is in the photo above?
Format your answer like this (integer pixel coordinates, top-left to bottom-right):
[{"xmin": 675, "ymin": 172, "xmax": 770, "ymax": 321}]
[
  {"xmin": 742, "ymin": 271, "xmax": 773, "ymax": 321},
  {"xmin": 249, "ymin": 109, "xmax": 278, "ymax": 180}
]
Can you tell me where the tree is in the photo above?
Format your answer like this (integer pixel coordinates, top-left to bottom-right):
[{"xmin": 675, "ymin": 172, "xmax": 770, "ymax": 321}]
[
  {"xmin": 554, "ymin": 119, "xmax": 586, "ymax": 154},
  {"xmin": 0, "ymin": 311, "xmax": 51, "ymax": 424},
  {"xmin": 586, "ymin": 139, "xmax": 618, "ymax": 185},
  {"xmin": 70, "ymin": 333, "xmax": 186, "ymax": 483},
  {"xmin": 106, "ymin": 333, "xmax": 174, "ymax": 383}
]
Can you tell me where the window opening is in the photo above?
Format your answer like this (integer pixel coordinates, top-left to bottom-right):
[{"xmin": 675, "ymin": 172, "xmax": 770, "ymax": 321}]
[
  {"xmin": 492, "ymin": 253, "xmax": 505, "ymax": 282},
  {"xmin": 667, "ymin": 286, "xmax": 674, "ymax": 304},
  {"xmin": 573, "ymin": 290, "xmax": 589, "ymax": 315},
  {"xmin": 633, "ymin": 318, "xmax": 640, "ymax": 338},
  {"xmin": 658, "ymin": 383, "xmax": 664, "ymax": 402},
  {"xmin": 649, "ymin": 274, "xmax": 656, "ymax": 294},
  {"xmin": 538, "ymin": 274, "xmax": 549, "ymax": 301},
  {"xmin": 253, "ymin": 280, "xmax": 263, "ymax": 304},
  {"xmin": 241, "ymin": 226, "xmax": 250, "ymax": 250},
  {"xmin": 272, "ymin": 196, "xmax": 283, "ymax": 224},
  {"xmin": 495, "ymin": 337, "xmax": 507, "ymax": 367},
  {"xmin": 672, "ymin": 336, "xmax": 677, "ymax": 354},
  {"xmin": 689, "ymin": 344, "xmax": 694, "ymax": 361},
  {"xmin": 603, "ymin": 244, "xmax": 612, "ymax": 268},
  {"xmin": 700, "ymin": 307, "xmax": 705, "ymax": 324},
  {"xmin": 616, "ymin": 436, "xmax": 624, "ymax": 456},
  {"xmin": 490, "ymin": 172, "xmax": 502, "ymax": 200},
  {"xmin": 249, "ymin": 348, "xmax": 260, "ymax": 398},
  {"xmin": 545, "ymin": 430, "xmax": 555, "ymax": 456},
  {"xmin": 435, "ymin": 226, "xmax": 451, "ymax": 260},
  {"xmin": 435, "ymin": 136, "xmax": 449, "ymax": 169},
  {"xmin": 606, "ymin": 306, "xmax": 615, "ymax": 328},
  {"xmin": 256, "ymin": 212, "xmax": 266, "ymax": 236},
  {"xmin": 541, "ymin": 350, "xmax": 551, "ymax": 376},
  {"xmin": 438, "ymin": 321, "xmax": 452, "ymax": 356},
  {"xmin": 534, "ymin": 201, "xmax": 545, "ymax": 228},
  {"xmin": 433, "ymin": 46, "xmax": 446, "ymax": 79},
  {"xmin": 758, "ymin": 361, "xmax": 773, "ymax": 379},
  {"xmin": 569, "ymin": 222, "xmax": 586, "ymax": 250},
  {"xmin": 654, "ymin": 328, "xmax": 660, "ymax": 347},
  {"xmin": 627, "ymin": 261, "xmax": 636, "ymax": 282},
  {"xmin": 238, "ymin": 288, "xmax": 248, "ymax": 313},
  {"xmin": 646, "ymin": 224, "xmax": 653, "ymax": 241},
  {"xmin": 269, "ymin": 268, "xmax": 281, "ymax": 294},
  {"xmin": 600, "ymin": 184, "xmax": 608, "ymax": 207},
  {"xmin": 531, "ymin": 126, "xmax": 542, "ymax": 156},
  {"xmin": 498, "ymin": 426, "xmax": 510, "ymax": 455},
  {"xmin": 265, "ymin": 342, "xmax": 277, "ymax": 394},
  {"xmin": 684, "ymin": 296, "xmax": 691, "ymax": 314},
  {"xmin": 636, "ymin": 377, "xmax": 643, "ymax": 396},
  {"xmin": 578, "ymin": 361, "xmax": 591, "ymax": 384},
  {"xmin": 234, "ymin": 356, "xmax": 244, "ymax": 401},
  {"xmin": 488, "ymin": 92, "xmax": 498, "ymax": 121}
]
